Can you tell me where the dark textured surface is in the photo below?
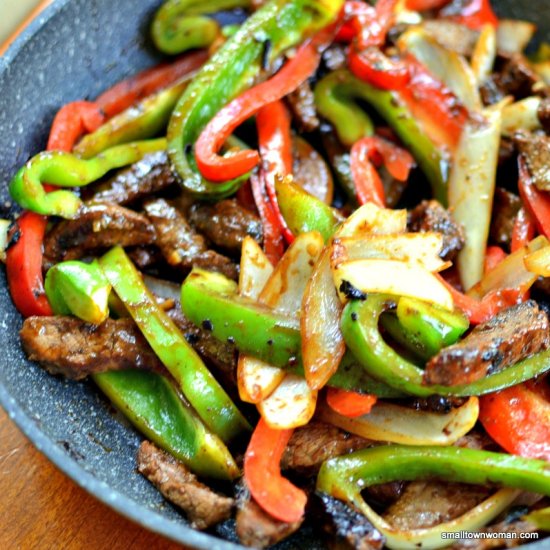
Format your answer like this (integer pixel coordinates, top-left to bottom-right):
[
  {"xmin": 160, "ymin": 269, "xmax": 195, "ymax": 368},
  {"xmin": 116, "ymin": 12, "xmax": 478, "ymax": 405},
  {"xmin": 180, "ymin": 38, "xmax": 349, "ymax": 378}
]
[{"xmin": 0, "ymin": 1, "xmax": 548, "ymax": 549}]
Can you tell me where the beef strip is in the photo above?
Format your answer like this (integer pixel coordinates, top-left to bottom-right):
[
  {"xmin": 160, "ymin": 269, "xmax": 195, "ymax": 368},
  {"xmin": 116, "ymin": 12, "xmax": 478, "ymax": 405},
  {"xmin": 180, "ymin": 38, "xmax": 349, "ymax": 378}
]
[
  {"xmin": 20, "ymin": 316, "xmax": 165, "ymax": 380},
  {"xmin": 143, "ymin": 198, "xmax": 238, "ymax": 280},
  {"xmin": 383, "ymin": 481, "xmax": 491, "ymax": 530},
  {"xmin": 425, "ymin": 300, "xmax": 550, "ymax": 386},
  {"xmin": 481, "ymin": 54, "xmax": 539, "ymax": 105},
  {"xmin": 490, "ymin": 188, "xmax": 522, "ymax": 251},
  {"xmin": 43, "ymin": 202, "xmax": 156, "ymax": 264},
  {"xmin": 167, "ymin": 306, "xmax": 237, "ymax": 387},
  {"xmin": 322, "ymin": 44, "xmax": 347, "ymax": 71},
  {"xmin": 235, "ymin": 482, "xmax": 302, "ymax": 548},
  {"xmin": 188, "ymin": 199, "xmax": 262, "ymax": 255},
  {"xmin": 538, "ymin": 97, "xmax": 550, "ymax": 134},
  {"xmin": 407, "ymin": 200, "xmax": 465, "ymax": 261},
  {"xmin": 127, "ymin": 245, "xmax": 163, "ymax": 269},
  {"xmin": 281, "ymin": 421, "xmax": 373, "ymax": 474},
  {"xmin": 286, "ymin": 80, "xmax": 320, "ymax": 132},
  {"xmin": 451, "ymin": 521, "xmax": 539, "ymax": 549},
  {"xmin": 403, "ymin": 395, "xmax": 468, "ymax": 413},
  {"xmin": 91, "ymin": 151, "xmax": 179, "ymax": 205},
  {"xmin": 314, "ymin": 493, "xmax": 385, "ymax": 550},
  {"xmin": 137, "ymin": 441, "xmax": 233, "ymax": 530},
  {"xmin": 514, "ymin": 131, "xmax": 550, "ymax": 191}
]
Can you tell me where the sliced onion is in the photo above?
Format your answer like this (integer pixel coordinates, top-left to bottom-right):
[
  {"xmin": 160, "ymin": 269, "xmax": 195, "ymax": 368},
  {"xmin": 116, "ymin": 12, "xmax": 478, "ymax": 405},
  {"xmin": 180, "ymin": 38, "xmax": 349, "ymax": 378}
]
[
  {"xmin": 398, "ymin": 27, "xmax": 481, "ymax": 112},
  {"xmin": 258, "ymin": 374, "xmax": 317, "ymax": 429},
  {"xmin": 471, "ymin": 23, "xmax": 497, "ymax": 86},
  {"xmin": 0, "ymin": 219, "xmax": 11, "ymax": 263},
  {"xmin": 532, "ymin": 62, "xmax": 550, "ymax": 85},
  {"xmin": 318, "ymin": 397, "xmax": 479, "ymax": 446},
  {"xmin": 337, "ymin": 202, "xmax": 408, "ymax": 238},
  {"xmin": 143, "ymin": 274, "xmax": 181, "ymax": 301},
  {"xmin": 497, "ymin": 19, "xmax": 536, "ymax": 54},
  {"xmin": 468, "ymin": 236, "xmax": 548, "ymax": 299},
  {"xmin": 332, "ymin": 233, "xmax": 449, "ymax": 273},
  {"xmin": 239, "ymin": 236, "xmax": 273, "ymax": 300},
  {"xmin": 260, "ymin": 231, "xmax": 324, "ymax": 316},
  {"xmin": 448, "ymin": 106, "xmax": 502, "ymax": 290},
  {"xmin": 334, "ymin": 258, "xmax": 454, "ymax": 310},
  {"xmin": 351, "ymin": 488, "xmax": 520, "ymax": 549},
  {"xmin": 237, "ymin": 356, "xmax": 285, "ymax": 404},
  {"xmin": 502, "ymin": 97, "xmax": 543, "ymax": 135},
  {"xmin": 523, "ymin": 243, "xmax": 550, "ymax": 277}
]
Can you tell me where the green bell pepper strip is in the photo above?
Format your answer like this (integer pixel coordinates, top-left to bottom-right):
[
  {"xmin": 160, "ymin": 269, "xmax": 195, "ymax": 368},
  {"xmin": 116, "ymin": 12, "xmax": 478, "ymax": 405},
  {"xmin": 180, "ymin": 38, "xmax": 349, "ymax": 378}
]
[
  {"xmin": 74, "ymin": 77, "xmax": 194, "ymax": 159},
  {"xmin": 44, "ymin": 260, "xmax": 111, "ymax": 325},
  {"xmin": 317, "ymin": 445, "xmax": 550, "ymax": 549},
  {"xmin": 180, "ymin": 267, "xmax": 404, "ymax": 397},
  {"xmin": 381, "ymin": 296, "xmax": 469, "ymax": 361},
  {"xmin": 9, "ymin": 138, "xmax": 166, "ymax": 219},
  {"xmin": 99, "ymin": 246, "xmax": 250, "ymax": 442},
  {"xmin": 166, "ymin": 0, "xmax": 343, "ymax": 197},
  {"xmin": 314, "ymin": 69, "xmax": 449, "ymax": 204},
  {"xmin": 342, "ymin": 294, "xmax": 550, "ymax": 397},
  {"xmin": 152, "ymin": 0, "xmax": 252, "ymax": 55},
  {"xmin": 94, "ymin": 370, "xmax": 239, "ymax": 480}
]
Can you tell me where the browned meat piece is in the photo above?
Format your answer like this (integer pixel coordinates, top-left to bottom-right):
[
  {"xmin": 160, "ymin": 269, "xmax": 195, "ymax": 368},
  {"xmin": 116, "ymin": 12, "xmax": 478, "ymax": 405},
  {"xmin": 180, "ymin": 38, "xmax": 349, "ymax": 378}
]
[
  {"xmin": 143, "ymin": 198, "xmax": 238, "ymax": 280},
  {"xmin": 137, "ymin": 441, "xmax": 233, "ymax": 530},
  {"xmin": 454, "ymin": 431, "xmax": 498, "ymax": 451},
  {"xmin": 490, "ymin": 188, "xmax": 522, "ymax": 251},
  {"xmin": 281, "ymin": 421, "xmax": 372, "ymax": 474},
  {"xmin": 91, "ymin": 151, "xmax": 179, "ymax": 205},
  {"xmin": 515, "ymin": 131, "xmax": 550, "ymax": 191},
  {"xmin": 315, "ymin": 493, "xmax": 384, "ymax": 550},
  {"xmin": 236, "ymin": 482, "xmax": 302, "ymax": 548},
  {"xmin": 127, "ymin": 246, "xmax": 163, "ymax": 270},
  {"xmin": 365, "ymin": 482, "xmax": 405, "ymax": 507},
  {"xmin": 286, "ymin": 80, "xmax": 320, "ymax": 132},
  {"xmin": 167, "ymin": 306, "xmax": 237, "ymax": 386},
  {"xmin": 481, "ymin": 54, "xmax": 539, "ymax": 104},
  {"xmin": 425, "ymin": 301, "xmax": 550, "ymax": 386},
  {"xmin": 538, "ymin": 97, "xmax": 550, "ymax": 134},
  {"xmin": 498, "ymin": 136, "xmax": 516, "ymax": 165},
  {"xmin": 383, "ymin": 481, "xmax": 491, "ymax": 530},
  {"xmin": 322, "ymin": 44, "xmax": 347, "ymax": 71},
  {"xmin": 43, "ymin": 202, "xmax": 156, "ymax": 264},
  {"xmin": 451, "ymin": 521, "xmax": 538, "ymax": 549},
  {"xmin": 20, "ymin": 316, "xmax": 165, "ymax": 380},
  {"xmin": 422, "ymin": 20, "xmax": 479, "ymax": 57},
  {"xmin": 405, "ymin": 395, "xmax": 468, "ymax": 413},
  {"xmin": 188, "ymin": 199, "xmax": 263, "ymax": 255},
  {"xmin": 408, "ymin": 200, "xmax": 465, "ymax": 261}
]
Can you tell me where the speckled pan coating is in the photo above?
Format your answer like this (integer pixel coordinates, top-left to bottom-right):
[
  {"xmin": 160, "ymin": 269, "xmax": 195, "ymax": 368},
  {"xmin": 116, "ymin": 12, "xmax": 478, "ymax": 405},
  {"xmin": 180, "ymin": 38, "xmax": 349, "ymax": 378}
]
[{"xmin": 0, "ymin": 1, "xmax": 547, "ymax": 549}]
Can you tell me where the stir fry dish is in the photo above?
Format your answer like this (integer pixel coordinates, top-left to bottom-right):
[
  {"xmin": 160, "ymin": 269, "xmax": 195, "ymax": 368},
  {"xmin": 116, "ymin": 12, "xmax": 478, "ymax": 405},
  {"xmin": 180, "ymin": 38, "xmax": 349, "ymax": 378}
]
[{"xmin": 4, "ymin": 0, "xmax": 550, "ymax": 547}]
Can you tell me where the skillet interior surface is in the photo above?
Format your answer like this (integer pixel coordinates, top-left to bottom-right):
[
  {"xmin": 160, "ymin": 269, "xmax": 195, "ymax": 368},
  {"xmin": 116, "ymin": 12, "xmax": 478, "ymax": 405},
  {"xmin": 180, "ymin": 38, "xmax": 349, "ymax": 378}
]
[{"xmin": 0, "ymin": 0, "xmax": 548, "ymax": 548}]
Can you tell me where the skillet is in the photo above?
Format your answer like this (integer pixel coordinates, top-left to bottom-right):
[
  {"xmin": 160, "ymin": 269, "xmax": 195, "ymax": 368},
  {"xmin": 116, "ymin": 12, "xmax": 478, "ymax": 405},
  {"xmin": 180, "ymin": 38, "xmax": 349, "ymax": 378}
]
[{"xmin": 0, "ymin": 0, "xmax": 548, "ymax": 547}]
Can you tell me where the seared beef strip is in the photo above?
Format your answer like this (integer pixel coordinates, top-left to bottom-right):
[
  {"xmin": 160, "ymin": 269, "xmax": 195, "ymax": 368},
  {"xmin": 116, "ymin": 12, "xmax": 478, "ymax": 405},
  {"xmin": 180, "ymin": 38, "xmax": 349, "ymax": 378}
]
[
  {"xmin": 91, "ymin": 151, "xmax": 179, "ymax": 205},
  {"xmin": 408, "ymin": 200, "xmax": 465, "ymax": 261},
  {"xmin": 515, "ymin": 131, "xmax": 550, "ymax": 191},
  {"xmin": 281, "ymin": 421, "xmax": 373, "ymax": 474},
  {"xmin": 383, "ymin": 481, "xmax": 491, "ymax": 530},
  {"xmin": 127, "ymin": 245, "xmax": 164, "ymax": 269},
  {"xmin": 315, "ymin": 493, "xmax": 384, "ymax": 550},
  {"xmin": 451, "ymin": 521, "xmax": 538, "ymax": 549},
  {"xmin": 143, "ymin": 198, "xmax": 238, "ymax": 280},
  {"xmin": 490, "ymin": 188, "xmax": 522, "ymax": 251},
  {"xmin": 188, "ymin": 199, "xmax": 263, "ymax": 255},
  {"xmin": 20, "ymin": 316, "xmax": 165, "ymax": 380},
  {"xmin": 137, "ymin": 441, "xmax": 233, "ymax": 530},
  {"xmin": 235, "ymin": 482, "xmax": 302, "ymax": 548},
  {"xmin": 43, "ymin": 202, "xmax": 156, "ymax": 264},
  {"xmin": 425, "ymin": 301, "xmax": 550, "ymax": 386},
  {"xmin": 322, "ymin": 44, "xmax": 347, "ymax": 71},
  {"xmin": 286, "ymin": 80, "xmax": 320, "ymax": 132},
  {"xmin": 405, "ymin": 395, "xmax": 468, "ymax": 413}
]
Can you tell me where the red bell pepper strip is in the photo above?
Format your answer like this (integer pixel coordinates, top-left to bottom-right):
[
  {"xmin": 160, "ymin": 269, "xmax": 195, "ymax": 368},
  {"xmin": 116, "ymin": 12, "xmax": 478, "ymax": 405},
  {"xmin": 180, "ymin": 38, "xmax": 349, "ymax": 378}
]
[
  {"xmin": 354, "ymin": 0, "xmax": 398, "ymax": 49},
  {"xmin": 446, "ymin": 0, "xmax": 498, "ymax": 31},
  {"xmin": 257, "ymin": 101, "xmax": 294, "ymax": 244},
  {"xmin": 244, "ymin": 418, "xmax": 307, "ymax": 523},
  {"xmin": 437, "ymin": 274, "xmax": 525, "ymax": 325},
  {"xmin": 484, "ymin": 245, "xmax": 507, "ymax": 274},
  {"xmin": 479, "ymin": 381, "xmax": 550, "ymax": 461},
  {"xmin": 195, "ymin": 36, "xmax": 325, "ymax": 182},
  {"xmin": 405, "ymin": 0, "xmax": 450, "ymax": 10},
  {"xmin": 6, "ymin": 101, "xmax": 105, "ymax": 318},
  {"xmin": 95, "ymin": 50, "xmax": 209, "ymax": 118},
  {"xmin": 518, "ymin": 156, "xmax": 550, "ymax": 240},
  {"xmin": 326, "ymin": 387, "xmax": 377, "ymax": 418},
  {"xmin": 511, "ymin": 207, "xmax": 536, "ymax": 253},
  {"xmin": 250, "ymin": 172, "xmax": 285, "ymax": 266},
  {"xmin": 235, "ymin": 180, "xmax": 258, "ymax": 214},
  {"xmin": 350, "ymin": 135, "xmax": 415, "ymax": 207},
  {"xmin": 335, "ymin": 1, "xmax": 376, "ymax": 43},
  {"xmin": 348, "ymin": 47, "xmax": 411, "ymax": 91}
]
